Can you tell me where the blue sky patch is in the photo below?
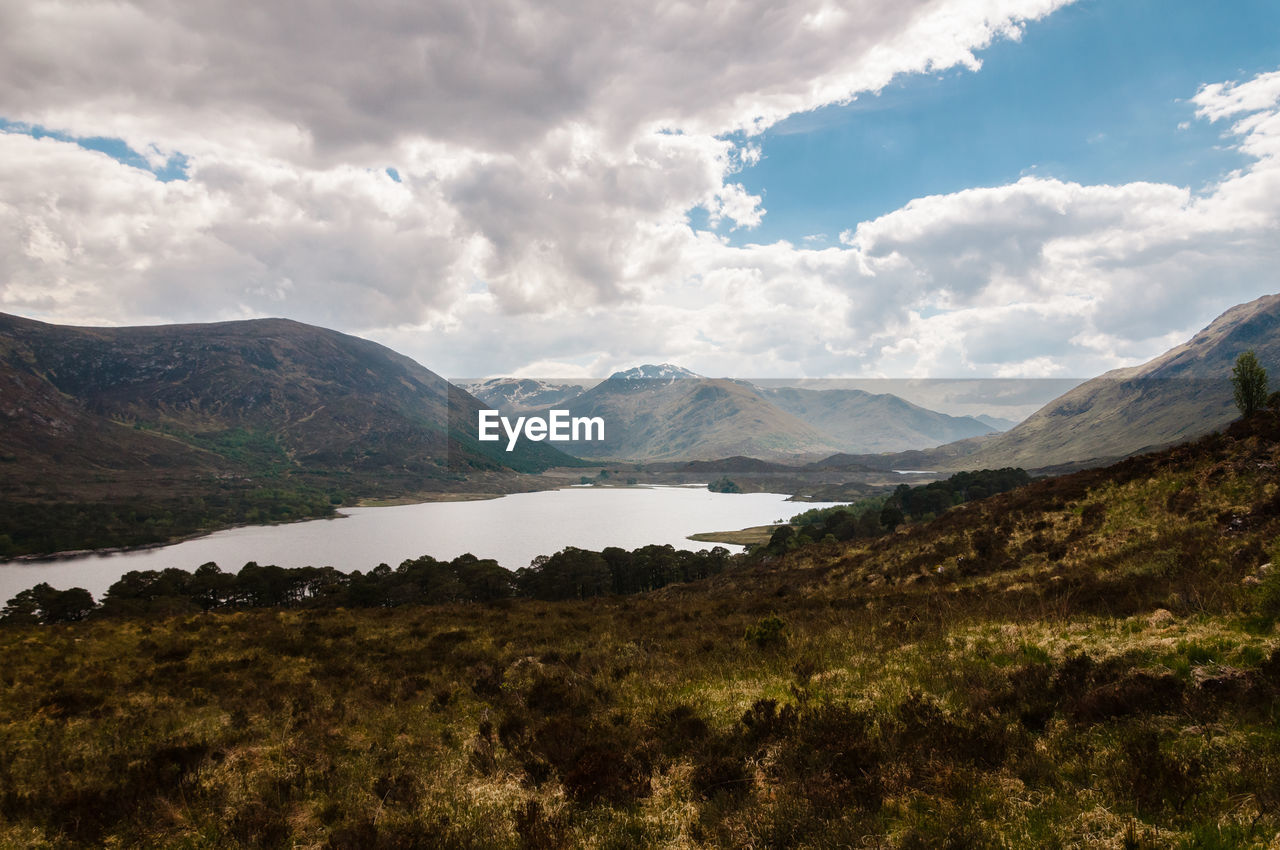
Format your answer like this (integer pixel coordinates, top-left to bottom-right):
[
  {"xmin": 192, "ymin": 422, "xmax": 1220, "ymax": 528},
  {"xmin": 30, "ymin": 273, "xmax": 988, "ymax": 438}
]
[
  {"xmin": 0, "ymin": 118, "xmax": 189, "ymax": 182},
  {"xmin": 721, "ymin": 0, "xmax": 1280, "ymax": 246}
]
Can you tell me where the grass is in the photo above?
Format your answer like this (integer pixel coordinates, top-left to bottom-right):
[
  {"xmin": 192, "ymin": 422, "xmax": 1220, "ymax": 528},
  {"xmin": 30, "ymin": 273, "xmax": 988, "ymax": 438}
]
[
  {"xmin": 686, "ymin": 524, "xmax": 781, "ymax": 545},
  {"xmin": 7, "ymin": 416, "xmax": 1280, "ymax": 845}
]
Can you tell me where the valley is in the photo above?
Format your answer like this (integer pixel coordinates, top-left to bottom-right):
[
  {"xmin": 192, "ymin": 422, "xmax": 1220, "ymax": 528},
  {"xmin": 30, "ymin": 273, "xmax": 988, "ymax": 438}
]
[{"xmin": 6, "ymin": 296, "xmax": 1280, "ymax": 847}]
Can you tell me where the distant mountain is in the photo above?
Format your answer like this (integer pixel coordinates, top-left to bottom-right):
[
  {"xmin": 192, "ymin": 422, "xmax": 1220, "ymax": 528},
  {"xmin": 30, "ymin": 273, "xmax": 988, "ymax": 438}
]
[
  {"xmin": 463, "ymin": 377, "xmax": 588, "ymax": 414},
  {"xmin": 0, "ymin": 313, "xmax": 574, "ymax": 499},
  {"xmin": 608, "ymin": 364, "xmax": 703, "ymax": 383},
  {"xmin": 753, "ymin": 386, "xmax": 997, "ymax": 453},
  {"xmin": 975, "ymin": 414, "xmax": 1019, "ymax": 432},
  {"xmin": 526, "ymin": 366, "xmax": 845, "ymax": 461},
  {"xmin": 963, "ymin": 294, "xmax": 1280, "ymax": 469},
  {"xmin": 807, "ymin": 435, "xmax": 994, "ymax": 472},
  {"xmin": 503, "ymin": 363, "xmax": 1009, "ymax": 462}
]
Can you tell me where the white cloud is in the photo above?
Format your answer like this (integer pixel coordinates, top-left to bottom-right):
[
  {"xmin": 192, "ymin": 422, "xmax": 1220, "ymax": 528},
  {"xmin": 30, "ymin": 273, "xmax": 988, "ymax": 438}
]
[
  {"xmin": 3, "ymin": 0, "xmax": 1280, "ymax": 386},
  {"xmin": 0, "ymin": 0, "xmax": 1076, "ymax": 335},
  {"xmin": 1192, "ymin": 70, "xmax": 1280, "ymax": 123}
]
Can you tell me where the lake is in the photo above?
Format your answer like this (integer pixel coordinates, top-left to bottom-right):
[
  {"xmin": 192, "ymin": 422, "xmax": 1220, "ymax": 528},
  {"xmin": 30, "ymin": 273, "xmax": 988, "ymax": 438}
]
[{"xmin": 0, "ymin": 486, "xmax": 846, "ymax": 603}]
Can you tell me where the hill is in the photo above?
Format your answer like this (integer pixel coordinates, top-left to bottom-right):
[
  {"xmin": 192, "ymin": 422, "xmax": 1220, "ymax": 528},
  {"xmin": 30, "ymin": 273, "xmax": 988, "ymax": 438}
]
[
  {"xmin": 755, "ymin": 385, "xmax": 997, "ymax": 452},
  {"xmin": 975, "ymin": 413, "xmax": 1018, "ymax": 431},
  {"xmin": 6, "ymin": 402, "xmax": 1280, "ymax": 845},
  {"xmin": 962, "ymin": 293, "xmax": 1280, "ymax": 469},
  {"xmin": 0, "ymin": 313, "xmax": 576, "ymax": 554}
]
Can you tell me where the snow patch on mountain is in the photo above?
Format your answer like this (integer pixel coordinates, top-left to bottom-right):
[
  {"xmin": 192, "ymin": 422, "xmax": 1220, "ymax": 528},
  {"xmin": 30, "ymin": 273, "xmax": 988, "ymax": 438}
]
[{"xmin": 606, "ymin": 364, "xmax": 703, "ymax": 383}]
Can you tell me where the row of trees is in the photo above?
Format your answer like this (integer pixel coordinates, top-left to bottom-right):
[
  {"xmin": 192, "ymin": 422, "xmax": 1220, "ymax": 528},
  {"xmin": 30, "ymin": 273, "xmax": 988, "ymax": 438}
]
[
  {"xmin": 1, "ymin": 543, "xmax": 739, "ymax": 624},
  {"xmin": 885, "ymin": 468, "xmax": 1031, "ymax": 524},
  {"xmin": 763, "ymin": 468, "xmax": 1031, "ymax": 554}
]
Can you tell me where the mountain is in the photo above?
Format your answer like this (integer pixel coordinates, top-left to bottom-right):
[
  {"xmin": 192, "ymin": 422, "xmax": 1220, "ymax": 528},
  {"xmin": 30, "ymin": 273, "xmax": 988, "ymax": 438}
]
[
  {"xmin": 526, "ymin": 365, "xmax": 846, "ymax": 461},
  {"xmin": 462, "ymin": 377, "xmax": 589, "ymax": 414},
  {"xmin": 608, "ymin": 364, "xmax": 703, "ymax": 383},
  {"xmin": 807, "ymin": 435, "xmax": 994, "ymax": 472},
  {"xmin": 753, "ymin": 386, "xmax": 998, "ymax": 453},
  {"xmin": 0, "ymin": 313, "xmax": 577, "ymax": 554},
  {"xmin": 0, "ymin": 312, "xmax": 577, "ymax": 483},
  {"xmin": 962, "ymin": 293, "xmax": 1280, "ymax": 469},
  {"xmin": 501, "ymin": 363, "xmax": 1007, "ymax": 462},
  {"xmin": 975, "ymin": 414, "xmax": 1018, "ymax": 432}
]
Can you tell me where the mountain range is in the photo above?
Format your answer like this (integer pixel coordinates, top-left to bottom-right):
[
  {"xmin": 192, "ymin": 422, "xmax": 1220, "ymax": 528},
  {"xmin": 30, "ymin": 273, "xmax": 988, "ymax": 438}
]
[
  {"xmin": 464, "ymin": 293, "xmax": 1280, "ymax": 471},
  {"xmin": 5, "ymin": 291, "xmax": 1280, "ymax": 555},
  {"xmin": 466, "ymin": 365, "xmax": 1001, "ymax": 460}
]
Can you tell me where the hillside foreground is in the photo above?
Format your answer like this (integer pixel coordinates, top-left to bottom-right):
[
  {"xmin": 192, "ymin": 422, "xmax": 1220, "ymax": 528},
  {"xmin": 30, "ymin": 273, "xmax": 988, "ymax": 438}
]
[{"xmin": 7, "ymin": 417, "xmax": 1280, "ymax": 846}]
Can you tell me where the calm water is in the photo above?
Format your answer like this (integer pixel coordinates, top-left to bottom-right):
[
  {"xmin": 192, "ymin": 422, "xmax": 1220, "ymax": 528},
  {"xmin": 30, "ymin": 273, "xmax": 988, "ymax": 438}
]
[{"xmin": 0, "ymin": 486, "xmax": 844, "ymax": 602}]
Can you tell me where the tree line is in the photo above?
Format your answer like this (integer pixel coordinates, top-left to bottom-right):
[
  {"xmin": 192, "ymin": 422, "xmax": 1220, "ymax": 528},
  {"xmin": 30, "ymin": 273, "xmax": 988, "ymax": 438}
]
[
  {"xmin": 3, "ymin": 468, "xmax": 1036, "ymax": 624},
  {"xmin": 763, "ymin": 468, "xmax": 1030, "ymax": 554},
  {"xmin": 1, "ymin": 543, "xmax": 738, "ymax": 624}
]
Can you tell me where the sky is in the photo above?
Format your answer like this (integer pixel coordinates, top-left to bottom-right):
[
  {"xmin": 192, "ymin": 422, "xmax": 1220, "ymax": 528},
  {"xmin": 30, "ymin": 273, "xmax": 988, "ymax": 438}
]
[{"xmin": 2, "ymin": 0, "xmax": 1280, "ymax": 388}]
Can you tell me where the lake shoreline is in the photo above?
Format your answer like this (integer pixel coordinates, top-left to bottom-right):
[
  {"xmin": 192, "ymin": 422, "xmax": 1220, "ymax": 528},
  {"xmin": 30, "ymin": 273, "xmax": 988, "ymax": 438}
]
[{"xmin": 0, "ymin": 488, "xmax": 845, "ymax": 603}]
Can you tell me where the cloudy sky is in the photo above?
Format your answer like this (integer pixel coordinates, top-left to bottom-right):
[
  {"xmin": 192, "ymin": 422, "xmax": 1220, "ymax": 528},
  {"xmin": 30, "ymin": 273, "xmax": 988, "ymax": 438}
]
[{"xmin": 2, "ymin": 0, "xmax": 1279, "ymax": 384}]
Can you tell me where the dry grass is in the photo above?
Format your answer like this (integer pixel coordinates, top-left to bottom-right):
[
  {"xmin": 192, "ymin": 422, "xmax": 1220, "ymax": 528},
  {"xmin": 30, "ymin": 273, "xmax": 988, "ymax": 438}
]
[{"xmin": 8, "ymin": 419, "xmax": 1280, "ymax": 846}]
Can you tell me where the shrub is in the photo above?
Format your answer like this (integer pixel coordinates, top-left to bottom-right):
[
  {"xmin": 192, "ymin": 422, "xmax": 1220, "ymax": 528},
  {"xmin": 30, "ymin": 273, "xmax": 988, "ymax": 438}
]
[
  {"xmin": 1253, "ymin": 564, "xmax": 1280, "ymax": 624},
  {"xmin": 744, "ymin": 615, "xmax": 787, "ymax": 649}
]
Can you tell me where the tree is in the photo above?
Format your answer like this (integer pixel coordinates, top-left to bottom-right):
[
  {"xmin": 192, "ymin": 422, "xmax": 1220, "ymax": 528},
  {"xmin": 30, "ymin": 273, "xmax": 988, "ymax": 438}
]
[
  {"xmin": 1232, "ymin": 350, "xmax": 1269, "ymax": 417},
  {"xmin": 41, "ymin": 587, "xmax": 95, "ymax": 623},
  {"xmin": 708, "ymin": 476, "xmax": 741, "ymax": 493},
  {"xmin": 1, "ymin": 583, "xmax": 95, "ymax": 624},
  {"xmin": 879, "ymin": 505, "xmax": 905, "ymax": 532},
  {"xmin": 766, "ymin": 524, "xmax": 796, "ymax": 554}
]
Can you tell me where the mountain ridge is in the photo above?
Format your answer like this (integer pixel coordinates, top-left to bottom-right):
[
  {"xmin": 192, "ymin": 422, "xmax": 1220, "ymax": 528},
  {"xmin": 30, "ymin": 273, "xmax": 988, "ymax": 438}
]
[
  {"xmin": 959, "ymin": 293, "xmax": 1280, "ymax": 469},
  {"xmin": 467, "ymin": 365, "xmax": 1003, "ymax": 460}
]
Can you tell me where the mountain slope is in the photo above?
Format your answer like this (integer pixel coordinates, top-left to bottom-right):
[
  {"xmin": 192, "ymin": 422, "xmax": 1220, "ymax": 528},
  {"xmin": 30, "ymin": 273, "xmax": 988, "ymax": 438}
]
[
  {"xmin": 462, "ymin": 377, "xmax": 590, "ymax": 414},
  {"xmin": 494, "ymin": 364, "xmax": 1005, "ymax": 461},
  {"xmin": 0, "ymin": 313, "xmax": 578, "ymax": 554},
  {"xmin": 962, "ymin": 293, "xmax": 1280, "ymax": 469},
  {"xmin": 755, "ymin": 386, "xmax": 997, "ymax": 452},
  {"xmin": 528, "ymin": 366, "xmax": 846, "ymax": 461},
  {"xmin": 975, "ymin": 414, "xmax": 1018, "ymax": 431},
  {"xmin": 0, "ymin": 312, "xmax": 575, "ymax": 482}
]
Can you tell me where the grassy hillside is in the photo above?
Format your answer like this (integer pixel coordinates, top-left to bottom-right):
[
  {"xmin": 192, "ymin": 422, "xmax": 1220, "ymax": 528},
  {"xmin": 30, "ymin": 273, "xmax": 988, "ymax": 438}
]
[
  {"xmin": 0, "ymin": 313, "xmax": 579, "ymax": 555},
  {"xmin": 6, "ymin": 417, "xmax": 1280, "ymax": 846}
]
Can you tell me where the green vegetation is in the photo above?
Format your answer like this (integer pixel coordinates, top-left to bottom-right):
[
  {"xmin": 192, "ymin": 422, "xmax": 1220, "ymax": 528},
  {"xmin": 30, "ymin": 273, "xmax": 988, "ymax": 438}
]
[
  {"xmin": 2, "ymin": 545, "xmax": 738, "ymax": 622},
  {"xmin": 1233, "ymin": 350, "xmax": 1269, "ymax": 417},
  {"xmin": 10, "ymin": 417, "xmax": 1280, "ymax": 845},
  {"xmin": 885, "ymin": 467, "xmax": 1030, "ymax": 521},
  {"xmin": 707, "ymin": 476, "xmax": 741, "ymax": 493},
  {"xmin": 762, "ymin": 468, "xmax": 1030, "ymax": 556},
  {"xmin": 743, "ymin": 614, "xmax": 787, "ymax": 648},
  {"xmin": 0, "ymin": 487, "xmax": 338, "ymax": 557},
  {"xmin": 789, "ymin": 494, "xmax": 887, "ymax": 527}
]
